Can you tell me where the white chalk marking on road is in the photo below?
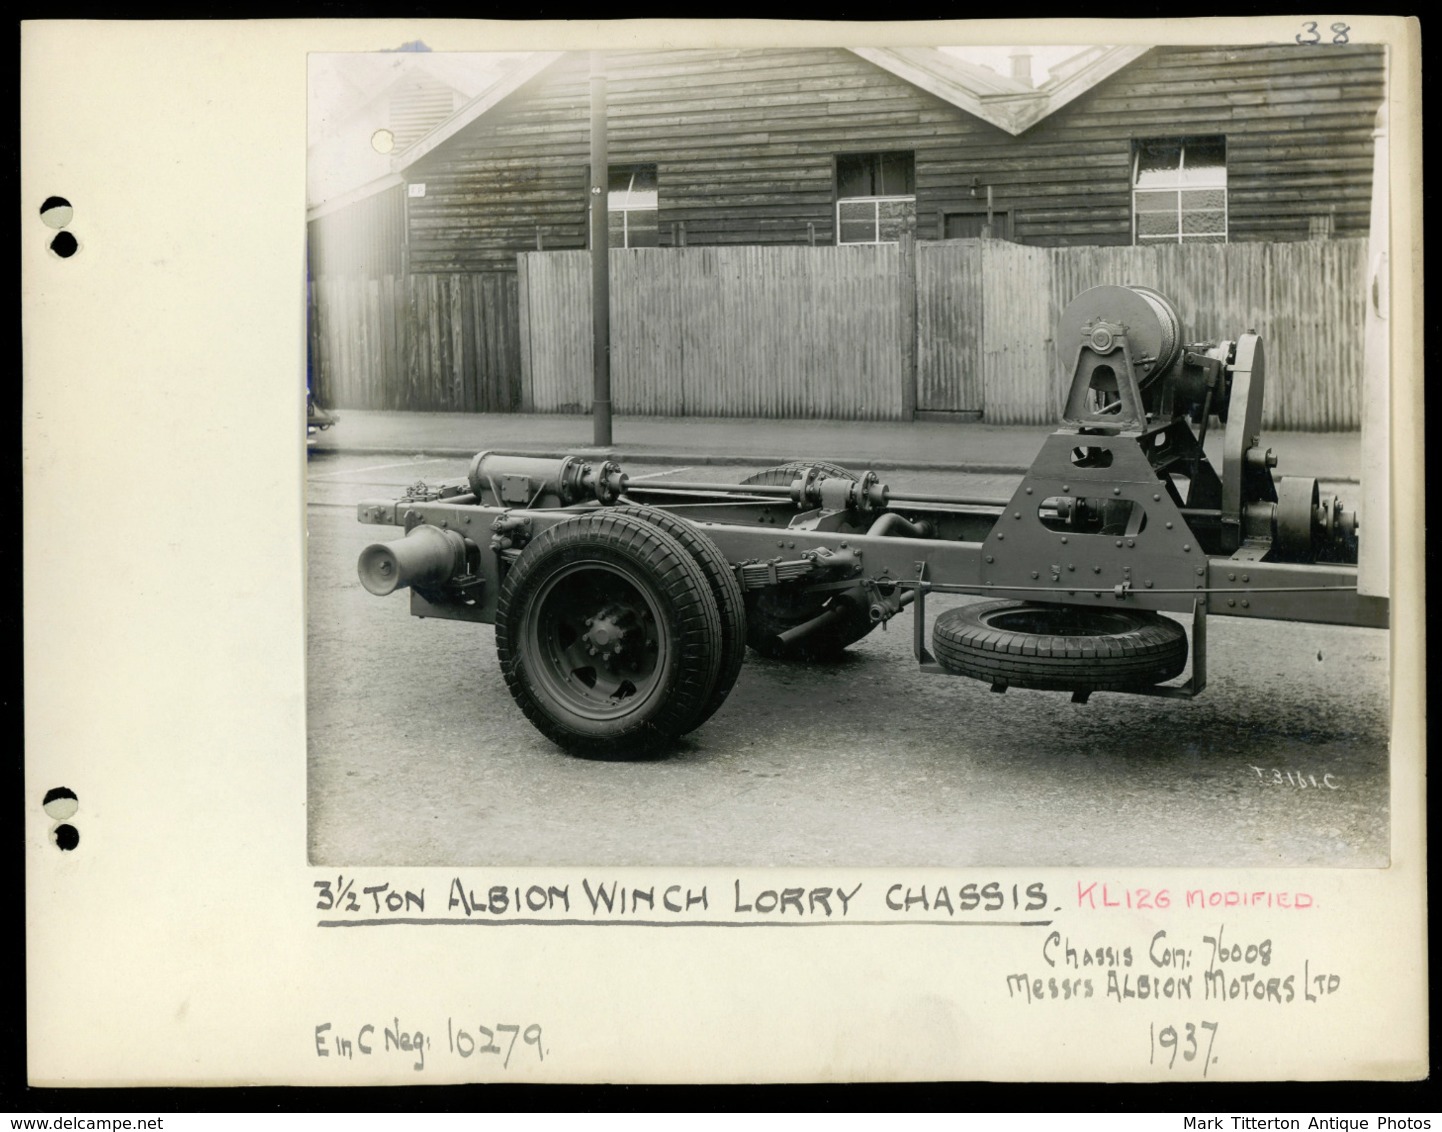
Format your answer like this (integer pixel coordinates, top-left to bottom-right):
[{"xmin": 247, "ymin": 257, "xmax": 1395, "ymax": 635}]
[
  {"xmin": 629, "ymin": 467, "xmax": 694, "ymax": 480},
  {"xmin": 310, "ymin": 457, "xmax": 452, "ymax": 480}
]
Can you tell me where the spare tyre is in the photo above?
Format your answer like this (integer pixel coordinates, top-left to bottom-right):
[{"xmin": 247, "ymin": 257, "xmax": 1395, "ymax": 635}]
[{"xmin": 932, "ymin": 600, "xmax": 1187, "ymax": 692}]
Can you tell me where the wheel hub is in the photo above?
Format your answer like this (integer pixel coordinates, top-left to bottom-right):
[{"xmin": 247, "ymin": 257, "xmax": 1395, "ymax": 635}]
[{"xmin": 583, "ymin": 604, "xmax": 638, "ymax": 662}]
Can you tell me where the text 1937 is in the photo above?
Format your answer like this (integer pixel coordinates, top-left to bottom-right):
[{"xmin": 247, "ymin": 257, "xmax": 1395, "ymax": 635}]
[{"xmin": 1150, "ymin": 1020, "xmax": 1219, "ymax": 1076}]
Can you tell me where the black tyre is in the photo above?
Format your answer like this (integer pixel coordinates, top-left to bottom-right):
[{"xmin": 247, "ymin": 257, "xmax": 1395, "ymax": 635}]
[
  {"xmin": 739, "ymin": 460, "xmax": 855, "ymax": 488},
  {"xmin": 932, "ymin": 600, "xmax": 1187, "ymax": 692},
  {"xmin": 608, "ymin": 504, "xmax": 747, "ymax": 729},
  {"xmin": 495, "ymin": 512, "xmax": 722, "ymax": 757}
]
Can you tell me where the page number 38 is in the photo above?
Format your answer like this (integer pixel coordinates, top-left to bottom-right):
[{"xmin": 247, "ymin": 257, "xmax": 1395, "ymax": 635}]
[{"xmin": 1297, "ymin": 21, "xmax": 1351, "ymax": 44}]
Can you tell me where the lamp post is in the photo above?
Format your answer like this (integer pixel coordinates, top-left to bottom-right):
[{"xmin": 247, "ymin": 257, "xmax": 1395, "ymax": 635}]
[{"xmin": 589, "ymin": 51, "xmax": 612, "ymax": 448}]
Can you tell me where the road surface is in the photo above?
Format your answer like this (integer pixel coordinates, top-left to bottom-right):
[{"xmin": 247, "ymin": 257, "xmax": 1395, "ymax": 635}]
[{"xmin": 306, "ymin": 452, "xmax": 1390, "ymax": 868}]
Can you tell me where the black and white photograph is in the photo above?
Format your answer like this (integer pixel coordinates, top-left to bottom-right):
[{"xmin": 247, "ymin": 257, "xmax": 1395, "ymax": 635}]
[
  {"xmin": 304, "ymin": 34, "xmax": 1394, "ymax": 870},
  {"xmin": 22, "ymin": 17, "xmax": 1425, "ymax": 1091}
]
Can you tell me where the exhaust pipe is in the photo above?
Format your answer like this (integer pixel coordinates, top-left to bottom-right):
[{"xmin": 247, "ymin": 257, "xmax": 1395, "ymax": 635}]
[
  {"xmin": 866, "ymin": 513, "xmax": 933, "ymax": 539},
  {"xmin": 358, "ymin": 524, "xmax": 469, "ymax": 596},
  {"xmin": 775, "ymin": 602, "xmax": 855, "ymax": 647}
]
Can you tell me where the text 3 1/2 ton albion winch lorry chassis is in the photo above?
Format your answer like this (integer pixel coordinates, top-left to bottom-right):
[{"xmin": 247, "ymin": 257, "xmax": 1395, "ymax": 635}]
[{"xmin": 354, "ymin": 285, "xmax": 1388, "ymax": 757}]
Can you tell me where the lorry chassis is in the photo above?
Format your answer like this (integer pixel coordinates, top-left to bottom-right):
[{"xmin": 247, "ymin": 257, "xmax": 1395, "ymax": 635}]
[{"xmin": 354, "ymin": 286, "xmax": 1387, "ymax": 756}]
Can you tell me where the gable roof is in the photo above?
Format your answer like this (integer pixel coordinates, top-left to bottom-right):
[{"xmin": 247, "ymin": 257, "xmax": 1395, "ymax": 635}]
[
  {"xmin": 850, "ymin": 45, "xmax": 1151, "ymax": 135},
  {"xmin": 308, "ymin": 51, "xmax": 541, "ymax": 216},
  {"xmin": 387, "ymin": 44, "xmax": 1152, "ymax": 177},
  {"xmin": 309, "ymin": 52, "xmax": 511, "ymax": 143},
  {"xmin": 392, "ymin": 52, "xmax": 567, "ymax": 171}
]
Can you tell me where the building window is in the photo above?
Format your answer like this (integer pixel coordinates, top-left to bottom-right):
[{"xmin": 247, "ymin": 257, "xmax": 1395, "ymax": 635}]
[
  {"xmin": 608, "ymin": 165, "xmax": 658, "ymax": 248},
  {"xmin": 1133, "ymin": 138, "xmax": 1227, "ymax": 244},
  {"xmin": 944, "ymin": 211, "xmax": 1010, "ymax": 240},
  {"xmin": 836, "ymin": 152, "xmax": 915, "ymax": 244}
]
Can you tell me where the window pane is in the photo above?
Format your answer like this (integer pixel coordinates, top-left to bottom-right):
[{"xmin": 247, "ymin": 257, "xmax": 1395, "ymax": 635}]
[
  {"xmin": 625, "ymin": 209, "xmax": 659, "ymax": 247},
  {"xmin": 877, "ymin": 198, "xmax": 914, "ymax": 241},
  {"xmin": 1136, "ymin": 211, "xmax": 1179, "ymax": 237},
  {"xmin": 945, "ymin": 213, "xmax": 986, "ymax": 238},
  {"xmin": 607, "ymin": 211, "xmax": 625, "ymax": 245},
  {"xmin": 879, "ymin": 152, "xmax": 915, "ymax": 196},
  {"xmin": 1134, "ymin": 190, "xmax": 1179, "ymax": 214},
  {"xmin": 838, "ymin": 200, "xmax": 877, "ymax": 243},
  {"xmin": 608, "ymin": 165, "xmax": 658, "ymax": 208},
  {"xmin": 1183, "ymin": 139, "xmax": 1226, "ymax": 179},
  {"xmin": 1182, "ymin": 209, "xmax": 1226, "ymax": 235},
  {"xmin": 1181, "ymin": 233, "xmax": 1227, "ymax": 244},
  {"xmin": 1135, "ymin": 140, "xmax": 1183, "ymax": 188},
  {"xmin": 836, "ymin": 154, "xmax": 873, "ymax": 199},
  {"xmin": 1181, "ymin": 188, "xmax": 1226, "ymax": 212},
  {"xmin": 1178, "ymin": 166, "xmax": 1226, "ymax": 187}
]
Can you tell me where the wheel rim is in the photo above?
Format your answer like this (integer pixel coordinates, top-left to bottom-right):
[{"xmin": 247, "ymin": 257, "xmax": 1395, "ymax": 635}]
[
  {"xmin": 523, "ymin": 559, "xmax": 670, "ymax": 722},
  {"xmin": 981, "ymin": 605, "xmax": 1142, "ymax": 637}
]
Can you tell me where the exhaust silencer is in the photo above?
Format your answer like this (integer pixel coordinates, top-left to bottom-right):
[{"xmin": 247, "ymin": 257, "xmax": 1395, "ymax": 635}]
[{"xmin": 358, "ymin": 524, "xmax": 469, "ymax": 596}]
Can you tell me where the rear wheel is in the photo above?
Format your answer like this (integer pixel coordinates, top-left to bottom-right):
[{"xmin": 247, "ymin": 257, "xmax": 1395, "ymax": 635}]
[
  {"xmin": 932, "ymin": 600, "xmax": 1188, "ymax": 692},
  {"xmin": 495, "ymin": 512, "xmax": 722, "ymax": 757},
  {"xmin": 608, "ymin": 504, "xmax": 747, "ymax": 729},
  {"xmin": 739, "ymin": 460, "xmax": 855, "ymax": 488}
]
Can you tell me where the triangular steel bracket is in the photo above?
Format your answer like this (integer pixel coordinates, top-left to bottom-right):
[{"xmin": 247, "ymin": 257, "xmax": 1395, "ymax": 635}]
[{"xmin": 1061, "ymin": 329, "xmax": 1148, "ymax": 431}]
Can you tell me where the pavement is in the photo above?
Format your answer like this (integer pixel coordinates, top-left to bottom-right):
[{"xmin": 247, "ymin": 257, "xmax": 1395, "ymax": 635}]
[{"xmin": 308, "ymin": 408, "xmax": 1362, "ymax": 482}]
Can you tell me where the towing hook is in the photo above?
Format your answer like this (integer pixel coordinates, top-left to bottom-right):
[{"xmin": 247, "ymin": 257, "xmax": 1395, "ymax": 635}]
[{"xmin": 867, "ymin": 587, "xmax": 917, "ymax": 624}]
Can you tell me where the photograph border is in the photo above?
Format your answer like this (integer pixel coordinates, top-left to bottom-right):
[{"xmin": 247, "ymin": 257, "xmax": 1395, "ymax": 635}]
[{"xmin": 22, "ymin": 17, "xmax": 1426, "ymax": 1087}]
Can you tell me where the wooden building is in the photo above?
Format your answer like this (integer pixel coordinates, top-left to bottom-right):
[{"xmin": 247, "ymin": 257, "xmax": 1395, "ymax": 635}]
[{"xmin": 307, "ymin": 44, "xmax": 1387, "ymax": 419}]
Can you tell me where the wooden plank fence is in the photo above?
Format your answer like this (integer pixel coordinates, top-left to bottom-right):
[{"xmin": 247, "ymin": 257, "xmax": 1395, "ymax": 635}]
[{"xmin": 309, "ymin": 272, "xmax": 520, "ymax": 412}]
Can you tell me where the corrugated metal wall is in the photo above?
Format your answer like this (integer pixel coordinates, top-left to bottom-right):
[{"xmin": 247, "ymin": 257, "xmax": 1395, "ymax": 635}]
[
  {"xmin": 310, "ymin": 272, "xmax": 520, "ymax": 411},
  {"xmin": 518, "ymin": 238, "xmax": 1366, "ymax": 429},
  {"xmin": 914, "ymin": 240, "xmax": 984, "ymax": 413},
  {"xmin": 520, "ymin": 245, "xmax": 905, "ymax": 419},
  {"xmin": 985, "ymin": 239, "xmax": 1366, "ymax": 429},
  {"xmin": 981, "ymin": 241, "xmax": 1057, "ymax": 424}
]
